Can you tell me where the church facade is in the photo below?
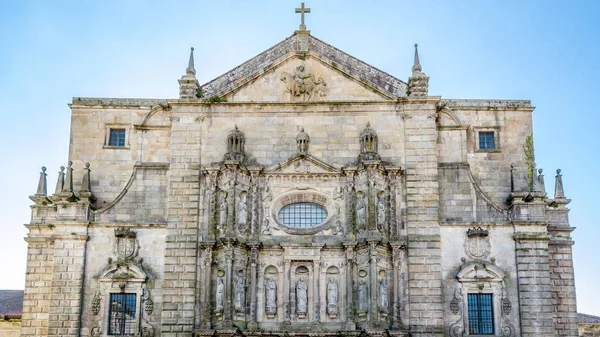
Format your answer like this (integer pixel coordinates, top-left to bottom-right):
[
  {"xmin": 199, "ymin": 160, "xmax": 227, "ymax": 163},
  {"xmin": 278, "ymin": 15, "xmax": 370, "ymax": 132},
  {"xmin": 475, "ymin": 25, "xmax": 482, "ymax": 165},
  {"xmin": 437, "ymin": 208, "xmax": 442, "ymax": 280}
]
[{"xmin": 22, "ymin": 6, "xmax": 578, "ymax": 337}]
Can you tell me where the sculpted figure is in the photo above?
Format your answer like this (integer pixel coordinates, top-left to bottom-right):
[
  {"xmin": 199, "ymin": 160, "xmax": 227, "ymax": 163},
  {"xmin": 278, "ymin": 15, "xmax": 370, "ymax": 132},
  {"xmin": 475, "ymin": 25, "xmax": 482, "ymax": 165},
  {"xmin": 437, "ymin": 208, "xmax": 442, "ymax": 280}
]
[
  {"xmin": 219, "ymin": 194, "xmax": 228, "ymax": 229},
  {"xmin": 327, "ymin": 277, "xmax": 338, "ymax": 308},
  {"xmin": 378, "ymin": 277, "xmax": 388, "ymax": 309},
  {"xmin": 238, "ymin": 193, "xmax": 247, "ymax": 226},
  {"xmin": 296, "ymin": 277, "xmax": 308, "ymax": 314},
  {"xmin": 377, "ymin": 195, "xmax": 386, "ymax": 228},
  {"xmin": 265, "ymin": 277, "xmax": 277, "ymax": 314},
  {"xmin": 356, "ymin": 194, "xmax": 366, "ymax": 228},
  {"xmin": 234, "ymin": 277, "xmax": 245, "ymax": 312},
  {"xmin": 358, "ymin": 280, "xmax": 368, "ymax": 312},
  {"xmin": 216, "ymin": 276, "xmax": 224, "ymax": 311}
]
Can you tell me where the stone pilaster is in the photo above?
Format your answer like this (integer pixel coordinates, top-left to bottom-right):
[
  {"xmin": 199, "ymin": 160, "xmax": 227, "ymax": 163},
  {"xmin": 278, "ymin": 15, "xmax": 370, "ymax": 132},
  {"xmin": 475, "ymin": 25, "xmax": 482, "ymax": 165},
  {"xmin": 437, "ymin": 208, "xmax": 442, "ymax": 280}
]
[
  {"xmin": 402, "ymin": 98, "xmax": 443, "ymax": 336},
  {"xmin": 343, "ymin": 242, "xmax": 356, "ymax": 330},
  {"xmin": 161, "ymin": 114, "xmax": 201, "ymax": 336},
  {"xmin": 47, "ymin": 233, "xmax": 88, "ymax": 337},
  {"xmin": 514, "ymin": 230, "xmax": 556, "ymax": 336},
  {"xmin": 247, "ymin": 244, "xmax": 260, "ymax": 330}
]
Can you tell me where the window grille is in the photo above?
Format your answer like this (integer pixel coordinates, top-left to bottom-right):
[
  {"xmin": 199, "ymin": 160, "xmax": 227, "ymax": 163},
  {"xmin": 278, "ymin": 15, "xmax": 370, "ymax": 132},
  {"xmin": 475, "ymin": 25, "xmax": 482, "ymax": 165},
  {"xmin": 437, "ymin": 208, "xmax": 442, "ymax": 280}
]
[
  {"xmin": 108, "ymin": 293, "xmax": 136, "ymax": 335},
  {"xmin": 468, "ymin": 293, "xmax": 494, "ymax": 335},
  {"xmin": 108, "ymin": 129, "xmax": 126, "ymax": 147},
  {"xmin": 278, "ymin": 202, "xmax": 327, "ymax": 228},
  {"xmin": 478, "ymin": 131, "xmax": 495, "ymax": 150}
]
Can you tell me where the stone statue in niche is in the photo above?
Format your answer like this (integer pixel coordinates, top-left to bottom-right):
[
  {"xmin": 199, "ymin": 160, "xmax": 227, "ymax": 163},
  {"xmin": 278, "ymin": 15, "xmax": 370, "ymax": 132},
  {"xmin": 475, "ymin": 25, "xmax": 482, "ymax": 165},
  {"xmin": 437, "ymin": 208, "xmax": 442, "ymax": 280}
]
[
  {"xmin": 265, "ymin": 276, "xmax": 277, "ymax": 316},
  {"xmin": 218, "ymin": 193, "xmax": 228, "ymax": 231},
  {"xmin": 358, "ymin": 280, "xmax": 368, "ymax": 315},
  {"xmin": 216, "ymin": 276, "xmax": 225, "ymax": 313},
  {"xmin": 280, "ymin": 65, "xmax": 327, "ymax": 101},
  {"xmin": 377, "ymin": 195, "xmax": 386, "ymax": 229},
  {"xmin": 327, "ymin": 278, "xmax": 338, "ymax": 317},
  {"xmin": 333, "ymin": 186, "xmax": 343, "ymax": 200},
  {"xmin": 234, "ymin": 277, "xmax": 246, "ymax": 313},
  {"xmin": 238, "ymin": 193, "xmax": 247, "ymax": 226},
  {"xmin": 296, "ymin": 277, "xmax": 308, "ymax": 316},
  {"xmin": 378, "ymin": 277, "xmax": 388, "ymax": 312},
  {"xmin": 356, "ymin": 193, "xmax": 366, "ymax": 228}
]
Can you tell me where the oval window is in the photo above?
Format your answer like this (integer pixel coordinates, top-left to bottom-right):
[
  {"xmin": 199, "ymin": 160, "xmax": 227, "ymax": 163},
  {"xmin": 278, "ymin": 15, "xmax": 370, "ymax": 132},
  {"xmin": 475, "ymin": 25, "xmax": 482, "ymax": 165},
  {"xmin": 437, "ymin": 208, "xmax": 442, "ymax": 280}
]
[{"xmin": 278, "ymin": 202, "xmax": 328, "ymax": 228}]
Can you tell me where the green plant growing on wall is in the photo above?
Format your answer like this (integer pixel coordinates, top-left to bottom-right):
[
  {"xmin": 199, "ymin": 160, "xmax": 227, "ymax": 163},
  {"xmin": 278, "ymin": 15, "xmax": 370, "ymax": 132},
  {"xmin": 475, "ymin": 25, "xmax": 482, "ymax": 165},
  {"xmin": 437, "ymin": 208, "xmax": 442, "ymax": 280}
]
[
  {"xmin": 524, "ymin": 134, "xmax": 535, "ymax": 191},
  {"xmin": 206, "ymin": 95, "xmax": 227, "ymax": 103}
]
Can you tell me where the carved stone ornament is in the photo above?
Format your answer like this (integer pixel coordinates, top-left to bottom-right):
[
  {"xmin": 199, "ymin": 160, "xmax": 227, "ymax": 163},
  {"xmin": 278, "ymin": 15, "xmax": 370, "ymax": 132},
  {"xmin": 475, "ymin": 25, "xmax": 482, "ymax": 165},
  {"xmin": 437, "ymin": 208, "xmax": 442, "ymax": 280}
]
[
  {"xmin": 90, "ymin": 326, "xmax": 101, "ymax": 337},
  {"xmin": 114, "ymin": 228, "xmax": 138, "ymax": 260},
  {"xmin": 449, "ymin": 288, "xmax": 464, "ymax": 337},
  {"xmin": 464, "ymin": 227, "xmax": 491, "ymax": 260},
  {"xmin": 143, "ymin": 288, "xmax": 154, "ymax": 315},
  {"xmin": 280, "ymin": 64, "xmax": 327, "ymax": 101},
  {"xmin": 91, "ymin": 291, "xmax": 101, "ymax": 315}
]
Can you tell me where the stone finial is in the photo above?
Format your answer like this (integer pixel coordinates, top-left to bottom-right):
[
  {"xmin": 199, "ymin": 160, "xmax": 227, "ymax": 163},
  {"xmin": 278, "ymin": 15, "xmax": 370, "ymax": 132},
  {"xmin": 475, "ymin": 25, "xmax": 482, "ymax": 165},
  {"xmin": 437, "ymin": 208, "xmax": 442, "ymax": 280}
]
[
  {"xmin": 531, "ymin": 163, "xmax": 542, "ymax": 192},
  {"xmin": 36, "ymin": 166, "xmax": 48, "ymax": 196},
  {"xmin": 186, "ymin": 47, "xmax": 196, "ymax": 76},
  {"xmin": 55, "ymin": 166, "xmax": 65, "ymax": 195},
  {"xmin": 224, "ymin": 125, "xmax": 245, "ymax": 161},
  {"xmin": 412, "ymin": 43, "xmax": 422, "ymax": 73},
  {"xmin": 30, "ymin": 166, "xmax": 51, "ymax": 205},
  {"xmin": 77, "ymin": 162, "xmax": 96, "ymax": 202},
  {"xmin": 62, "ymin": 161, "xmax": 74, "ymax": 193},
  {"xmin": 81, "ymin": 163, "xmax": 91, "ymax": 192},
  {"xmin": 178, "ymin": 47, "xmax": 200, "ymax": 99},
  {"xmin": 296, "ymin": 127, "xmax": 310, "ymax": 154},
  {"xmin": 408, "ymin": 43, "xmax": 429, "ymax": 97},
  {"xmin": 554, "ymin": 169, "xmax": 565, "ymax": 199},
  {"xmin": 510, "ymin": 164, "xmax": 515, "ymax": 192},
  {"xmin": 359, "ymin": 122, "xmax": 380, "ymax": 161},
  {"xmin": 538, "ymin": 168, "xmax": 546, "ymax": 194}
]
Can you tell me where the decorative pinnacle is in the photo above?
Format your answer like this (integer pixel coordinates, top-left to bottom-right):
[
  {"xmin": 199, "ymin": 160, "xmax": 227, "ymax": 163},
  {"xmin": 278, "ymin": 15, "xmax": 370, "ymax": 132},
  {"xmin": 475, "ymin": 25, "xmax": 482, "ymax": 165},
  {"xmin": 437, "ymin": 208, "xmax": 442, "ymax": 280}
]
[
  {"xmin": 554, "ymin": 169, "xmax": 565, "ymax": 199},
  {"xmin": 186, "ymin": 47, "xmax": 196, "ymax": 76},
  {"xmin": 412, "ymin": 43, "xmax": 422, "ymax": 73},
  {"xmin": 36, "ymin": 166, "xmax": 48, "ymax": 196}
]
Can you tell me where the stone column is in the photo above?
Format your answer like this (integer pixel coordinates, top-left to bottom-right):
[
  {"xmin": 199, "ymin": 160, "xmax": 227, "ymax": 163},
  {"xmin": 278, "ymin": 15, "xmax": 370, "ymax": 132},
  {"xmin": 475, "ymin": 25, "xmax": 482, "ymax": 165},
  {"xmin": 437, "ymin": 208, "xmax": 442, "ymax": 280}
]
[
  {"xmin": 248, "ymin": 244, "xmax": 260, "ymax": 330},
  {"xmin": 391, "ymin": 243, "xmax": 403, "ymax": 329},
  {"xmin": 284, "ymin": 259, "xmax": 292, "ymax": 325},
  {"xmin": 313, "ymin": 259, "xmax": 321, "ymax": 327},
  {"xmin": 344, "ymin": 242, "xmax": 356, "ymax": 330},
  {"xmin": 223, "ymin": 242, "xmax": 234, "ymax": 326},
  {"xmin": 367, "ymin": 240, "xmax": 379, "ymax": 323},
  {"xmin": 199, "ymin": 243, "xmax": 214, "ymax": 329}
]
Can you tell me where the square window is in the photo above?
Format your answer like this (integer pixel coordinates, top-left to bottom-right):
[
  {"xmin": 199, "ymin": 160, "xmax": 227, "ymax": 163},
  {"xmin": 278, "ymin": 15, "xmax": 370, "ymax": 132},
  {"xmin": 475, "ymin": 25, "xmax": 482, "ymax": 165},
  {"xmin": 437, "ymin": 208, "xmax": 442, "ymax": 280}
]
[
  {"xmin": 479, "ymin": 131, "xmax": 495, "ymax": 150},
  {"xmin": 468, "ymin": 293, "xmax": 494, "ymax": 335},
  {"xmin": 108, "ymin": 293, "xmax": 137, "ymax": 335},
  {"xmin": 108, "ymin": 129, "xmax": 126, "ymax": 147}
]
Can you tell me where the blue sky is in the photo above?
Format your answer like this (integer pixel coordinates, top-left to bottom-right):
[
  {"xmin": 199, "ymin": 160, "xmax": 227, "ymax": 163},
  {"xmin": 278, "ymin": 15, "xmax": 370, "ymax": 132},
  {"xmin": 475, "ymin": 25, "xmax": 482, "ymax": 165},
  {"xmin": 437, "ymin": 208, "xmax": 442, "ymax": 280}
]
[{"xmin": 1, "ymin": 1, "xmax": 599, "ymax": 316}]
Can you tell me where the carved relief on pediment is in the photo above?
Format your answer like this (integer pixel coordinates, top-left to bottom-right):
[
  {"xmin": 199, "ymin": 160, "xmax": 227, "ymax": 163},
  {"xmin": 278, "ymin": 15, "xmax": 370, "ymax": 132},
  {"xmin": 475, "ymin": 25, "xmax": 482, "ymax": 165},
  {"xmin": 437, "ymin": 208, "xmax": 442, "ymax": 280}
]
[{"xmin": 280, "ymin": 63, "xmax": 327, "ymax": 101}]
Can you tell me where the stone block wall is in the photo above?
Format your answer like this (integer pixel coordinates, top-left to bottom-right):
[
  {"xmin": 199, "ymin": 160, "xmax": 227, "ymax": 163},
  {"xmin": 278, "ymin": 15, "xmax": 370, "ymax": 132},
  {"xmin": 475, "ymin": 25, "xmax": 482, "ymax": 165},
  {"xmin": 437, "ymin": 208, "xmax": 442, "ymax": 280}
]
[{"xmin": 20, "ymin": 239, "xmax": 53, "ymax": 337}]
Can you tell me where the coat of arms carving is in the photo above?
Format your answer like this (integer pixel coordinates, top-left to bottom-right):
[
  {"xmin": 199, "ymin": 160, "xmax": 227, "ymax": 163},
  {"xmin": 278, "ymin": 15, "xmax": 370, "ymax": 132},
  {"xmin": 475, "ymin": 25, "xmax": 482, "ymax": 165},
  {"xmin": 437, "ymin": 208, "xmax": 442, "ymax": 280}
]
[
  {"xmin": 114, "ymin": 227, "xmax": 138, "ymax": 260},
  {"xmin": 464, "ymin": 227, "xmax": 491, "ymax": 260}
]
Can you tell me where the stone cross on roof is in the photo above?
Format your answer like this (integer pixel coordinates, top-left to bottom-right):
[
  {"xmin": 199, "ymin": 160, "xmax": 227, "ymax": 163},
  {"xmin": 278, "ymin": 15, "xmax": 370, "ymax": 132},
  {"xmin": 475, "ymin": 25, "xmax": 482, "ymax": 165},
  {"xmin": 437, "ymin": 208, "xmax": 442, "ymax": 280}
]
[{"xmin": 295, "ymin": 2, "xmax": 311, "ymax": 31}]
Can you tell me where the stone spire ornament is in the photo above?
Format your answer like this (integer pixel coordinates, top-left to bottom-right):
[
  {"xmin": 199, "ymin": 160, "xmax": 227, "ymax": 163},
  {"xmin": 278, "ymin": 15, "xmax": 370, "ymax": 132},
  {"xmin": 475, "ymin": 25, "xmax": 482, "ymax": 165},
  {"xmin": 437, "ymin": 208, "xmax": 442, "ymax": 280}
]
[
  {"xmin": 224, "ymin": 125, "xmax": 246, "ymax": 161},
  {"xmin": 178, "ymin": 47, "xmax": 200, "ymax": 99},
  {"xmin": 77, "ymin": 162, "xmax": 96, "ymax": 202},
  {"xmin": 550, "ymin": 169, "xmax": 571, "ymax": 208},
  {"xmin": 62, "ymin": 161, "xmax": 74, "ymax": 194},
  {"xmin": 408, "ymin": 44, "xmax": 429, "ymax": 97},
  {"xmin": 359, "ymin": 123, "xmax": 380, "ymax": 161},
  {"xmin": 296, "ymin": 127, "xmax": 310, "ymax": 154},
  {"xmin": 55, "ymin": 166, "xmax": 65, "ymax": 195},
  {"xmin": 29, "ymin": 166, "xmax": 50, "ymax": 205},
  {"xmin": 554, "ymin": 169, "xmax": 565, "ymax": 199},
  {"xmin": 538, "ymin": 168, "xmax": 546, "ymax": 194}
]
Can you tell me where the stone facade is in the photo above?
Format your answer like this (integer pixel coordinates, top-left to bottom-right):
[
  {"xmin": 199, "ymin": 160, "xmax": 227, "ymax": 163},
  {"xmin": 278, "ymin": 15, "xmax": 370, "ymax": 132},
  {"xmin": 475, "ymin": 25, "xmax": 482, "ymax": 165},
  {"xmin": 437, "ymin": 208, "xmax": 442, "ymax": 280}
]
[{"xmin": 22, "ymin": 20, "xmax": 577, "ymax": 337}]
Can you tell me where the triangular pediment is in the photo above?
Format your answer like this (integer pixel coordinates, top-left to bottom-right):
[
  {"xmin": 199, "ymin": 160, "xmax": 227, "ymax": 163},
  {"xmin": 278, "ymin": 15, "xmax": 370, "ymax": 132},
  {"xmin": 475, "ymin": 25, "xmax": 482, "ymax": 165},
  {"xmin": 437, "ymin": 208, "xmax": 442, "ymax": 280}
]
[
  {"xmin": 265, "ymin": 154, "xmax": 341, "ymax": 175},
  {"xmin": 200, "ymin": 33, "xmax": 407, "ymax": 102}
]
